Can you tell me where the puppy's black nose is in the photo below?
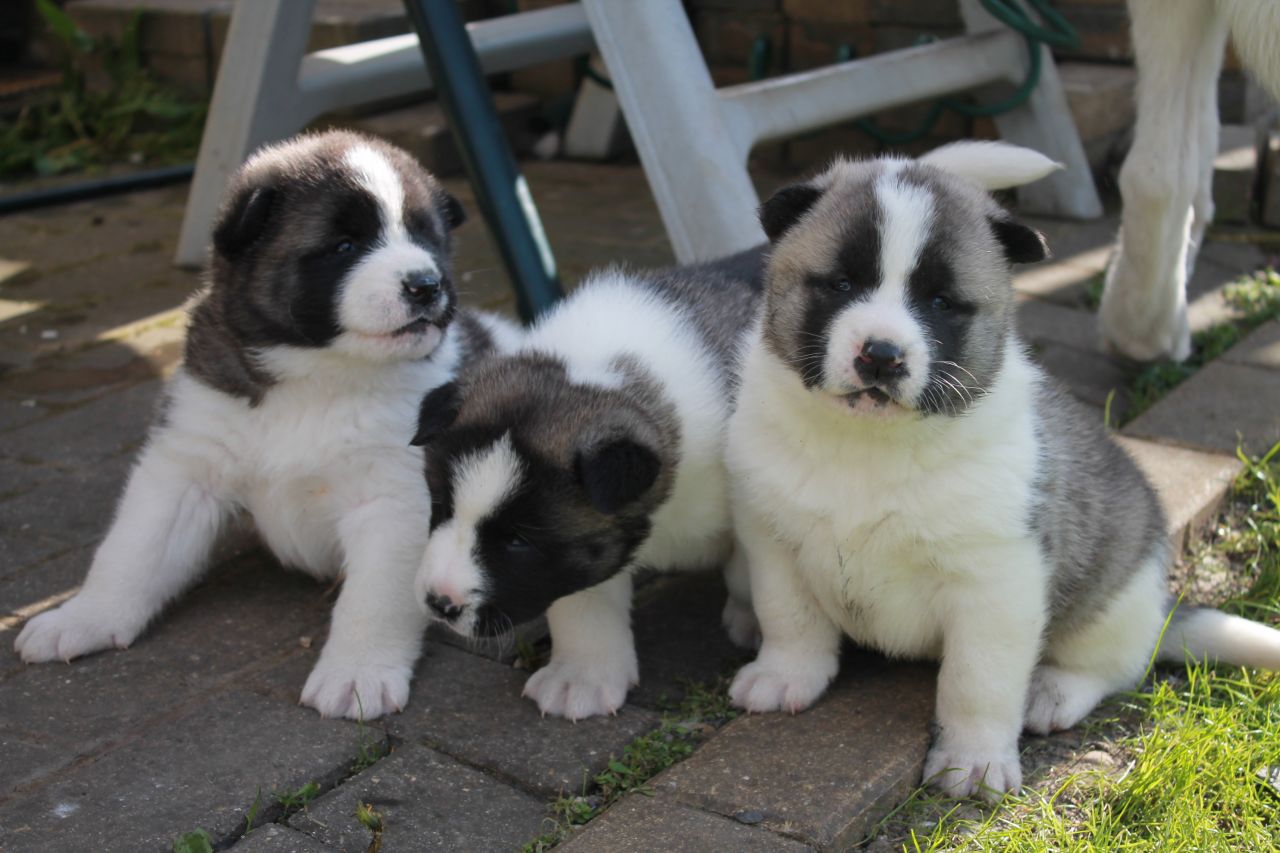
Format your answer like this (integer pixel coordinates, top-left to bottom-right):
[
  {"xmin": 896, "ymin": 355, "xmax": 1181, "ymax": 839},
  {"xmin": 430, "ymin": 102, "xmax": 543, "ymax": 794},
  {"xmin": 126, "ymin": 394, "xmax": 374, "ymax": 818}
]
[
  {"xmin": 426, "ymin": 592, "xmax": 466, "ymax": 622},
  {"xmin": 856, "ymin": 339, "xmax": 906, "ymax": 381},
  {"xmin": 402, "ymin": 271, "xmax": 442, "ymax": 305}
]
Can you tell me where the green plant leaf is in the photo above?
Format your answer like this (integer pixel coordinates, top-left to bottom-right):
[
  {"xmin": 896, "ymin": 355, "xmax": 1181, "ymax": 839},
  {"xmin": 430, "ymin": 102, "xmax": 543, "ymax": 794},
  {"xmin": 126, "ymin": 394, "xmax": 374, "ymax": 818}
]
[
  {"xmin": 172, "ymin": 828, "xmax": 213, "ymax": 853},
  {"xmin": 35, "ymin": 0, "xmax": 95, "ymax": 54}
]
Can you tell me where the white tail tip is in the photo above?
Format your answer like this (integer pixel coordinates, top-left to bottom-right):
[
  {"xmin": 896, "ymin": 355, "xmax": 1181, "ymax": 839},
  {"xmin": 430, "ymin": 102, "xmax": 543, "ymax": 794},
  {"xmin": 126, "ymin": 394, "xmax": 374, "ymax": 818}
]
[
  {"xmin": 918, "ymin": 141, "xmax": 1062, "ymax": 191},
  {"xmin": 1157, "ymin": 608, "xmax": 1280, "ymax": 671}
]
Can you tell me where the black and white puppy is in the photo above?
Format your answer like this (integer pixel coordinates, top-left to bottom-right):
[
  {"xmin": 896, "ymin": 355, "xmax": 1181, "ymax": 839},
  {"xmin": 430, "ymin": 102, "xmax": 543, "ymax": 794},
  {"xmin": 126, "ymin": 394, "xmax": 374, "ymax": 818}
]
[
  {"xmin": 725, "ymin": 141, "xmax": 1280, "ymax": 799},
  {"xmin": 411, "ymin": 250, "xmax": 764, "ymax": 720},
  {"xmin": 15, "ymin": 131, "xmax": 518, "ymax": 719}
]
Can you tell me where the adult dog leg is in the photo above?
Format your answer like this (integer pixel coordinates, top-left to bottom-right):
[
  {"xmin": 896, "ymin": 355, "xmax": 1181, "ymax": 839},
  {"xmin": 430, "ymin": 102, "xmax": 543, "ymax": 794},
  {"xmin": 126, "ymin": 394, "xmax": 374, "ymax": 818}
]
[{"xmin": 1102, "ymin": 0, "xmax": 1228, "ymax": 361}]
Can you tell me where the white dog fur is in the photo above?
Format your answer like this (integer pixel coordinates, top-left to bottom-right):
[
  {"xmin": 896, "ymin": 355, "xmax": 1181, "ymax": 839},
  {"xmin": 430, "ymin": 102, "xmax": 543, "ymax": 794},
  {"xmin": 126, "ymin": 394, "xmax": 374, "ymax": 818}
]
[{"xmin": 1103, "ymin": 0, "xmax": 1280, "ymax": 361}]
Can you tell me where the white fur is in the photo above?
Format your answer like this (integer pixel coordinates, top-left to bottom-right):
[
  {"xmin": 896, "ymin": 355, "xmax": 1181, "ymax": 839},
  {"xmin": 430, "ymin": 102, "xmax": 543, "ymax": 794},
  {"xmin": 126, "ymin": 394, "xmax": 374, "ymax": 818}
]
[
  {"xmin": 1104, "ymin": 0, "xmax": 1279, "ymax": 361},
  {"xmin": 728, "ymin": 329, "xmax": 1050, "ymax": 798},
  {"xmin": 418, "ymin": 270, "xmax": 738, "ymax": 719},
  {"xmin": 918, "ymin": 141, "xmax": 1062, "ymax": 191},
  {"xmin": 331, "ymin": 146, "xmax": 448, "ymax": 361},
  {"xmin": 820, "ymin": 175, "xmax": 935, "ymax": 408},
  {"xmin": 13, "ymin": 332, "xmax": 486, "ymax": 719},
  {"xmin": 415, "ymin": 434, "xmax": 523, "ymax": 635}
]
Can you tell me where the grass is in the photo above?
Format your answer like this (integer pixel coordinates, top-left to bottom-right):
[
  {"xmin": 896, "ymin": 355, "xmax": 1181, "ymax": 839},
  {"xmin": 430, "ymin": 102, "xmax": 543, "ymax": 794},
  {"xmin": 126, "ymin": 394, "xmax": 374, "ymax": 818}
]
[
  {"xmin": 2, "ymin": 0, "xmax": 206, "ymax": 180},
  {"xmin": 1121, "ymin": 268, "xmax": 1280, "ymax": 424},
  {"xmin": 521, "ymin": 676, "xmax": 741, "ymax": 852},
  {"xmin": 869, "ymin": 441, "xmax": 1280, "ymax": 852}
]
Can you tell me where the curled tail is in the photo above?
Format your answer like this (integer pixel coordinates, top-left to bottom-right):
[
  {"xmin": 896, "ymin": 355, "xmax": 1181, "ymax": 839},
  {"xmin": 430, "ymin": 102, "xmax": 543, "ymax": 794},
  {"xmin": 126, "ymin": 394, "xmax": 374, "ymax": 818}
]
[{"xmin": 1156, "ymin": 606, "xmax": 1280, "ymax": 670}]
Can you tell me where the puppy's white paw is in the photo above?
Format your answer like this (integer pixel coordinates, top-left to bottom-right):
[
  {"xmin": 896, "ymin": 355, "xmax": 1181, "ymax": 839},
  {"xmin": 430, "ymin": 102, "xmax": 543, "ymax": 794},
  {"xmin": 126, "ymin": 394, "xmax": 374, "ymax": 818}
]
[
  {"xmin": 729, "ymin": 656, "xmax": 834, "ymax": 714},
  {"xmin": 14, "ymin": 597, "xmax": 142, "ymax": 663},
  {"xmin": 1024, "ymin": 666, "xmax": 1110, "ymax": 735},
  {"xmin": 522, "ymin": 654, "xmax": 638, "ymax": 721},
  {"xmin": 300, "ymin": 656, "xmax": 411, "ymax": 720},
  {"xmin": 722, "ymin": 597, "xmax": 761, "ymax": 650},
  {"xmin": 922, "ymin": 738, "xmax": 1021, "ymax": 802}
]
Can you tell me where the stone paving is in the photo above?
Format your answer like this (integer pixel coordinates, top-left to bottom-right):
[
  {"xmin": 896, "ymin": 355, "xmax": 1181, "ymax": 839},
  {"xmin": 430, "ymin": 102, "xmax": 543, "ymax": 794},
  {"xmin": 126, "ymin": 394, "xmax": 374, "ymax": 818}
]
[{"xmin": 0, "ymin": 159, "xmax": 1275, "ymax": 852}]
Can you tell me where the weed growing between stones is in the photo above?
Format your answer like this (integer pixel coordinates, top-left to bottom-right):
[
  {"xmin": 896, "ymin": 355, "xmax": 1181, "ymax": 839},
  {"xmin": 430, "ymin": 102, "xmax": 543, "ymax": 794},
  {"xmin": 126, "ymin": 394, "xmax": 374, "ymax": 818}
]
[
  {"xmin": 274, "ymin": 781, "xmax": 321, "ymax": 818},
  {"xmin": 521, "ymin": 676, "xmax": 741, "ymax": 852},
  {"xmin": 355, "ymin": 800, "xmax": 385, "ymax": 853},
  {"xmin": 351, "ymin": 692, "xmax": 388, "ymax": 773},
  {"xmin": 171, "ymin": 827, "xmax": 213, "ymax": 853},
  {"xmin": 1122, "ymin": 268, "xmax": 1280, "ymax": 424},
  {"xmin": 864, "ymin": 441, "xmax": 1280, "ymax": 851}
]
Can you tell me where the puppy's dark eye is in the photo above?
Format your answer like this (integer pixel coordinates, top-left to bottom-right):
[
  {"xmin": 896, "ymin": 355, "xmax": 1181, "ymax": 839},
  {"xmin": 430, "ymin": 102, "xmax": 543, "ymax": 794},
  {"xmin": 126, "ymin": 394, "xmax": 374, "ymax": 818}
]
[
  {"xmin": 505, "ymin": 532, "xmax": 532, "ymax": 551},
  {"xmin": 333, "ymin": 238, "xmax": 355, "ymax": 254},
  {"xmin": 932, "ymin": 295, "xmax": 953, "ymax": 312},
  {"xmin": 831, "ymin": 278, "xmax": 852, "ymax": 293}
]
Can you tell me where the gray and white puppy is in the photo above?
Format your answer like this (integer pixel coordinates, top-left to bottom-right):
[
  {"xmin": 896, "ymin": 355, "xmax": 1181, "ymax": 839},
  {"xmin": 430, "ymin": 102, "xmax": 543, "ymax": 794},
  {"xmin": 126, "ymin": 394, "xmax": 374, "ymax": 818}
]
[
  {"xmin": 411, "ymin": 249, "xmax": 764, "ymax": 720},
  {"xmin": 725, "ymin": 141, "xmax": 1280, "ymax": 799},
  {"xmin": 15, "ymin": 130, "xmax": 518, "ymax": 719}
]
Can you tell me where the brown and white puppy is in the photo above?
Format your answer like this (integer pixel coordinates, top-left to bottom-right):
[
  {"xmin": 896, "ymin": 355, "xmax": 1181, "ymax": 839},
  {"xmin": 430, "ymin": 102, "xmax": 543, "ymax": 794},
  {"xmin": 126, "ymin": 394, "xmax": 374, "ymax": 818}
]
[
  {"xmin": 15, "ymin": 130, "xmax": 519, "ymax": 719},
  {"xmin": 411, "ymin": 250, "xmax": 764, "ymax": 720}
]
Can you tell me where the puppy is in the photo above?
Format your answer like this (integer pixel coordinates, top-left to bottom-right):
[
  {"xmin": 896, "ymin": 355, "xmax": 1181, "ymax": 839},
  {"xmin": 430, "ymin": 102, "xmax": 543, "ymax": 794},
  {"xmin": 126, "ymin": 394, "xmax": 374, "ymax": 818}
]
[
  {"xmin": 410, "ymin": 250, "xmax": 764, "ymax": 720},
  {"xmin": 15, "ymin": 130, "xmax": 518, "ymax": 719},
  {"xmin": 726, "ymin": 141, "xmax": 1280, "ymax": 799}
]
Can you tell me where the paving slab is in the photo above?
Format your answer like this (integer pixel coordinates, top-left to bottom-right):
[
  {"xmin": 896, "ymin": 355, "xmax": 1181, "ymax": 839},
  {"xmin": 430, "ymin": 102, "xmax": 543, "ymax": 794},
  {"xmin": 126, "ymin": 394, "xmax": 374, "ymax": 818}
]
[
  {"xmin": 291, "ymin": 743, "xmax": 548, "ymax": 852},
  {"xmin": 389, "ymin": 644, "xmax": 662, "ymax": 798},
  {"xmin": 1124, "ymin": 359, "xmax": 1280, "ymax": 456},
  {"xmin": 560, "ymin": 792, "xmax": 813, "ymax": 853},
  {"xmin": 1016, "ymin": 297, "xmax": 1099, "ymax": 354},
  {"xmin": 630, "ymin": 570, "xmax": 751, "ymax": 709},
  {"xmin": 0, "ymin": 690, "xmax": 376, "ymax": 853},
  {"xmin": 0, "ymin": 378, "xmax": 163, "ymax": 467},
  {"xmin": 0, "ymin": 552, "xmax": 331, "ymax": 767},
  {"xmin": 1116, "ymin": 437, "xmax": 1243, "ymax": 550},
  {"xmin": 1034, "ymin": 341, "xmax": 1131, "ymax": 412},
  {"xmin": 652, "ymin": 655, "xmax": 936, "ymax": 850},
  {"xmin": 1222, "ymin": 320, "xmax": 1280, "ymax": 370},
  {"xmin": 231, "ymin": 824, "xmax": 338, "ymax": 853}
]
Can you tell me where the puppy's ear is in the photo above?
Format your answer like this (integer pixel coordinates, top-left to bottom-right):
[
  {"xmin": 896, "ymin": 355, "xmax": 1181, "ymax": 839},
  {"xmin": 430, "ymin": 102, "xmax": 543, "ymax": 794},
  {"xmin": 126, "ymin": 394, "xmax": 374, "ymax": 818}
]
[
  {"xmin": 575, "ymin": 438, "xmax": 662, "ymax": 516},
  {"xmin": 989, "ymin": 217, "xmax": 1049, "ymax": 265},
  {"xmin": 411, "ymin": 382, "xmax": 462, "ymax": 446},
  {"xmin": 213, "ymin": 184, "xmax": 277, "ymax": 259},
  {"xmin": 440, "ymin": 191, "xmax": 467, "ymax": 231},
  {"xmin": 759, "ymin": 184, "xmax": 823, "ymax": 242}
]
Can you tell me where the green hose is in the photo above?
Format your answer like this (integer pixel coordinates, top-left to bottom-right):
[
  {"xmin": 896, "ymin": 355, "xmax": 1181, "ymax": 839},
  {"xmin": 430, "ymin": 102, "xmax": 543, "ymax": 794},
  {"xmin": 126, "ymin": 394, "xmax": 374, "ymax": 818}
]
[{"xmin": 850, "ymin": 0, "xmax": 1078, "ymax": 145}]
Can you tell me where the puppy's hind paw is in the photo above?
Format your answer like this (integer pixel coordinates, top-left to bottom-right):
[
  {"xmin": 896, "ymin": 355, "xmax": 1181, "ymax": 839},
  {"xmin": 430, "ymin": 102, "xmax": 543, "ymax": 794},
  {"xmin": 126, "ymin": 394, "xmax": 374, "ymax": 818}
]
[
  {"xmin": 722, "ymin": 597, "xmax": 761, "ymax": 650},
  {"xmin": 729, "ymin": 658, "xmax": 832, "ymax": 714},
  {"xmin": 14, "ymin": 597, "xmax": 141, "ymax": 663},
  {"xmin": 300, "ymin": 658, "xmax": 412, "ymax": 720}
]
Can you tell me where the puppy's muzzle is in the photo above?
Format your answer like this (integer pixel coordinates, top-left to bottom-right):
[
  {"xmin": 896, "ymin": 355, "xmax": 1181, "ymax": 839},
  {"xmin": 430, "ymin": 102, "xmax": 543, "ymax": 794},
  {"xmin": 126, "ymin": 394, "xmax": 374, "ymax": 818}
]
[
  {"xmin": 401, "ymin": 271, "xmax": 443, "ymax": 307},
  {"xmin": 425, "ymin": 591, "xmax": 467, "ymax": 623},
  {"xmin": 855, "ymin": 338, "xmax": 907, "ymax": 384}
]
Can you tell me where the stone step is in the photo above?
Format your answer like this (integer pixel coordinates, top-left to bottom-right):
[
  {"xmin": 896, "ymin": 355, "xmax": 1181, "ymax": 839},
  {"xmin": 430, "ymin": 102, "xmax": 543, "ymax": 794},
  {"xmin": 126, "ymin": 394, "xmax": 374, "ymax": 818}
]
[
  {"xmin": 1213, "ymin": 124, "xmax": 1264, "ymax": 225},
  {"xmin": 1124, "ymin": 322, "xmax": 1280, "ymax": 458}
]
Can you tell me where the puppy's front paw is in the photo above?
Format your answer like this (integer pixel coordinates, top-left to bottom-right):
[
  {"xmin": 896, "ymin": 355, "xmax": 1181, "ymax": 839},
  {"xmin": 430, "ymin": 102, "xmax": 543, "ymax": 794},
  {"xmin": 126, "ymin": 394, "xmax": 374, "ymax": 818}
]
[
  {"xmin": 922, "ymin": 739, "xmax": 1021, "ymax": 802},
  {"xmin": 300, "ymin": 656, "xmax": 411, "ymax": 720},
  {"xmin": 522, "ymin": 655, "xmax": 638, "ymax": 721},
  {"xmin": 722, "ymin": 597, "xmax": 761, "ymax": 650},
  {"xmin": 15, "ymin": 597, "xmax": 142, "ymax": 663},
  {"xmin": 729, "ymin": 657, "xmax": 833, "ymax": 714}
]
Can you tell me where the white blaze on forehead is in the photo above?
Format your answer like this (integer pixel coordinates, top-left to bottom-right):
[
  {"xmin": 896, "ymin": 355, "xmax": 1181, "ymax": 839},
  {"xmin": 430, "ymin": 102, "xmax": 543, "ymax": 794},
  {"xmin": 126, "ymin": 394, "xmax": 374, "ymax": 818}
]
[
  {"xmin": 874, "ymin": 170, "xmax": 935, "ymax": 297},
  {"xmin": 344, "ymin": 144, "xmax": 405, "ymax": 235},
  {"xmin": 452, "ymin": 433, "xmax": 524, "ymax": 525}
]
